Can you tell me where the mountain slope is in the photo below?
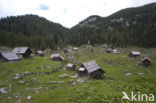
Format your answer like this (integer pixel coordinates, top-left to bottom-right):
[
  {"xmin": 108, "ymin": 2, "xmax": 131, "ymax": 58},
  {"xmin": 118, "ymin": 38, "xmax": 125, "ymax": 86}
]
[
  {"xmin": 70, "ymin": 3, "xmax": 156, "ymax": 47},
  {"xmin": 0, "ymin": 3, "xmax": 156, "ymax": 48},
  {"xmin": 0, "ymin": 14, "xmax": 69, "ymax": 49}
]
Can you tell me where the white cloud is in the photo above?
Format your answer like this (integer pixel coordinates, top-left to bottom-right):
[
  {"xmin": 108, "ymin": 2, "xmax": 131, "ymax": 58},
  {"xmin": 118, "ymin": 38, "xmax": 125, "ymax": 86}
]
[{"xmin": 0, "ymin": 0, "xmax": 155, "ymax": 28}]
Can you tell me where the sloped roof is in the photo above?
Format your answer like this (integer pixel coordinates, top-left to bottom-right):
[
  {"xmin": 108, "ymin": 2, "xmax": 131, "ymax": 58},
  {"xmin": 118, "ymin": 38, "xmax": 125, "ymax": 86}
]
[
  {"xmin": 36, "ymin": 50, "xmax": 43, "ymax": 54},
  {"xmin": 142, "ymin": 57, "xmax": 151, "ymax": 62},
  {"xmin": 82, "ymin": 60, "xmax": 101, "ymax": 73},
  {"xmin": 107, "ymin": 49, "xmax": 111, "ymax": 51},
  {"xmin": 50, "ymin": 54, "xmax": 65, "ymax": 60},
  {"xmin": 73, "ymin": 47, "xmax": 78, "ymax": 50},
  {"xmin": 131, "ymin": 51, "xmax": 141, "ymax": 55},
  {"xmin": 50, "ymin": 54, "xmax": 60, "ymax": 58},
  {"xmin": 12, "ymin": 47, "xmax": 29, "ymax": 54},
  {"xmin": 67, "ymin": 63, "xmax": 74, "ymax": 68},
  {"xmin": 113, "ymin": 49, "xmax": 117, "ymax": 52},
  {"xmin": 0, "ymin": 52, "xmax": 19, "ymax": 61}
]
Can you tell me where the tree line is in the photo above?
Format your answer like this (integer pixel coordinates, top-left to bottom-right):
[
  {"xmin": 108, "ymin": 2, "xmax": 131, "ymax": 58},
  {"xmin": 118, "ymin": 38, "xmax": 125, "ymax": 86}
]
[{"xmin": 0, "ymin": 3, "xmax": 156, "ymax": 49}]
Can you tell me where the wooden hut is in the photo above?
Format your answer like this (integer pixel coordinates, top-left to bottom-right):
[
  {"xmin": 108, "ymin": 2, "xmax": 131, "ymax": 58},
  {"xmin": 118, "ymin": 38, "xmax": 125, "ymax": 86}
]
[
  {"xmin": 50, "ymin": 54, "xmax": 65, "ymax": 61},
  {"xmin": 112, "ymin": 49, "xmax": 120, "ymax": 54},
  {"xmin": 72, "ymin": 47, "xmax": 78, "ymax": 51},
  {"xmin": 106, "ymin": 49, "xmax": 112, "ymax": 53},
  {"xmin": 35, "ymin": 50, "xmax": 44, "ymax": 57},
  {"xmin": 63, "ymin": 49, "xmax": 69, "ymax": 53},
  {"xmin": 129, "ymin": 51, "xmax": 141, "ymax": 58},
  {"xmin": 67, "ymin": 63, "xmax": 76, "ymax": 70},
  {"xmin": 0, "ymin": 52, "xmax": 19, "ymax": 62},
  {"xmin": 78, "ymin": 60, "xmax": 105, "ymax": 79},
  {"xmin": 12, "ymin": 47, "xmax": 32, "ymax": 58},
  {"xmin": 142, "ymin": 57, "xmax": 151, "ymax": 66}
]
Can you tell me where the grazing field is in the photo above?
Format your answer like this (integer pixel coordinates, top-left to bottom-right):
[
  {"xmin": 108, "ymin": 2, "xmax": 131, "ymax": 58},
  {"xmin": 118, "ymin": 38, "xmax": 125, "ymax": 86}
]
[{"xmin": 0, "ymin": 46, "xmax": 156, "ymax": 103}]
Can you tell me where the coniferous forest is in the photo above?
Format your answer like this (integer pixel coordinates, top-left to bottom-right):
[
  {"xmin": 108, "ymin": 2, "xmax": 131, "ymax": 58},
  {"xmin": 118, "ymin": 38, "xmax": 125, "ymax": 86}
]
[{"xmin": 0, "ymin": 3, "xmax": 156, "ymax": 49}]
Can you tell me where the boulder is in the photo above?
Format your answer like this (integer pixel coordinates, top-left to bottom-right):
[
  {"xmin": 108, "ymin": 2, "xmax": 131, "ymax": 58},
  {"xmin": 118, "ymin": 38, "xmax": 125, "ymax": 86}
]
[
  {"xmin": 0, "ymin": 88, "xmax": 6, "ymax": 94},
  {"xmin": 59, "ymin": 74, "xmax": 69, "ymax": 79},
  {"xmin": 77, "ymin": 78, "xmax": 85, "ymax": 84},
  {"xmin": 125, "ymin": 73, "xmax": 133, "ymax": 76},
  {"xmin": 27, "ymin": 96, "xmax": 31, "ymax": 100}
]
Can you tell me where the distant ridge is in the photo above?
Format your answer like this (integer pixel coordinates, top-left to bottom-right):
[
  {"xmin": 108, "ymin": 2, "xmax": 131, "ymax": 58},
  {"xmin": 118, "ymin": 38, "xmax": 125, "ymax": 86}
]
[{"xmin": 0, "ymin": 3, "xmax": 156, "ymax": 48}]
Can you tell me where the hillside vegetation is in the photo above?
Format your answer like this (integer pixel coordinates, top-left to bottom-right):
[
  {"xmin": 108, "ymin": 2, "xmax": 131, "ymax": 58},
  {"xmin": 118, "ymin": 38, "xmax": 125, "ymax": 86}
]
[
  {"xmin": 0, "ymin": 15, "xmax": 69, "ymax": 49},
  {"xmin": 0, "ymin": 46, "xmax": 156, "ymax": 103},
  {"xmin": 70, "ymin": 3, "xmax": 156, "ymax": 47},
  {"xmin": 0, "ymin": 3, "xmax": 156, "ymax": 48}
]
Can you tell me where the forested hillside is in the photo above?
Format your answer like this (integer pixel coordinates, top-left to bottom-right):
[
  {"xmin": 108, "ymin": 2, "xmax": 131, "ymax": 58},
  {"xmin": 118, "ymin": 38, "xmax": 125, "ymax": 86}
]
[
  {"xmin": 0, "ymin": 3, "xmax": 156, "ymax": 49},
  {"xmin": 0, "ymin": 15, "xmax": 69, "ymax": 49},
  {"xmin": 69, "ymin": 3, "xmax": 156, "ymax": 47}
]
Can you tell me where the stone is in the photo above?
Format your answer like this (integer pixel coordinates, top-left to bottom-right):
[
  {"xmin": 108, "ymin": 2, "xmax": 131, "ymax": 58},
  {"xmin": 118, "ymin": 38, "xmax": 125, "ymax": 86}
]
[
  {"xmin": 27, "ymin": 96, "xmax": 31, "ymax": 100},
  {"xmin": 77, "ymin": 78, "xmax": 84, "ymax": 84},
  {"xmin": 125, "ymin": 73, "xmax": 133, "ymax": 76},
  {"xmin": 47, "ymin": 66, "xmax": 51, "ymax": 68},
  {"xmin": 69, "ymin": 80, "xmax": 73, "ymax": 83},
  {"xmin": 51, "ymin": 81, "xmax": 57, "ymax": 84},
  {"xmin": 9, "ymin": 84, "xmax": 12, "ymax": 87},
  {"xmin": 0, "ymin": 88, "xmax": 6, "ymax": 94},
  {"xmin": 35, "ymin": 90, "xmax": 40, "ymax": 94},
  {"xmin": 8, "ymin": 97, "xmax": 11, "ymax": 99},
  {"xmin": 13, "ymin": 74, "xmax": 21, "ymax": 80},
  {"xmin": 70, "ymin": 73, "xmax": 79, "ymax": 78},
  {"xmin": 19, "ymin": 81, "xmax": 25, "ymax": 84},
  {"xmin": 138, "ymin": 73, "xmax": 145, "ymax": 75},
  {"xmin": 72, "ymin": 82, "xmax": 76, "ymax": 86},
  {"xmin": 17, "ymin": 99, "xmax": 21, "ymax": 103},
  {"xmin": 124, "ymin": 70, "xmax": 129, "ymax": 73},
  {"xmin": 59, "ymin": 74, "xmax": 68, "ymax": 79},
  {"xmin": 57, "ymin": 81, "xmax": 64, "ymax": 83},
  {"xmin": 138, "ymin": 66, "xmax": 144, "ymax": 69}
]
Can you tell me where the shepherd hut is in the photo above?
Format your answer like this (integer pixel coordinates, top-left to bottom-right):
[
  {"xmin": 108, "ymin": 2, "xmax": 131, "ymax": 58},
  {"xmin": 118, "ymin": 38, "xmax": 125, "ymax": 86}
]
[
  {"xmin": 106, "ymin": 49, "xmax": 112, "ymax": 53},
  {"xmin": 50, "ymin": 54, "xmax": 65, "ymax": 61},
  {"xmin": 142, "ymin": 57, "xmax": 151, "ymax": 66},
  {"xmin": 67, "ymin": 63, "xmax": 76, "ymax": 70},
  {"xmin": 129, "ymin": 51, "xmax": 141, "ymax": 58},
  {"xmin": 63, "ymin": 49, "xmax": 69, "ymax": 53},
  {"xmin": 12, "ymin": 47, "xmax": 32, "ymax": 58},
  {"xmin": 112, "ymin": 49, "xmax": 120, "ymax": 54},
  {"xmin": 0, "ymin": 52, "xmax": 19, "ymax": 62},
  {"xmin": 35, "ymin": 50, "xmax": 44, "ymax": 57},
  {"xmin": 78, "ymin": 60, "xmax": 105, "ymax": 79},
  {"xmin": 72, "ymin": 47, "xmax": 78, "ymax": 51}
]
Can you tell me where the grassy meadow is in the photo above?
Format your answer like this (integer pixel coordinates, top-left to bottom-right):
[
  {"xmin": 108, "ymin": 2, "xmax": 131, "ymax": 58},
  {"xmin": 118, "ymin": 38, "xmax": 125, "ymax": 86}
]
[{"xmin": 0, "ymin": 46, "xmax": 156, "ymax": 103}]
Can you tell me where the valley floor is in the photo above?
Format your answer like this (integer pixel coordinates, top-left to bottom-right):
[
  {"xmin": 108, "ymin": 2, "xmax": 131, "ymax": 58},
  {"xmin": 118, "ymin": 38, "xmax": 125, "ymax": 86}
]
[{"xmin": 0, "ymin": 46, "xmax": 156, "ymax": 103}]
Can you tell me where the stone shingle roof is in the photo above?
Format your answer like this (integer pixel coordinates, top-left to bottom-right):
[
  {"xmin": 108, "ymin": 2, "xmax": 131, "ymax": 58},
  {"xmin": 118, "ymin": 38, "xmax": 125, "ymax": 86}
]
[
  {"xmin": 82, "ymin": 60, "xmax": 101, "ymax": 73},
  {"xmin": 12, "ymin": 47, "xmax": 29, "ymax": 54},
  {"xmin": 0, "ymin": 52, "xmax": 19, "ymax": 61}
]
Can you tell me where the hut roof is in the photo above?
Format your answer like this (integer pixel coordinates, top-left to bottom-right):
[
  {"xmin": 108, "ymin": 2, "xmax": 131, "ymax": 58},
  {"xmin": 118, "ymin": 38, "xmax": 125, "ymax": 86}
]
[
  {"xmin": 107, "ymin": 49, "xmax": 111, "ymax": 51},
  {"xmin": 67, "ymin": 63, "xmax": 74, "ymax": 68},
  {"xmin": 142, "ymin": 57, "xmax": 151, "ymax": 62},
  {"xmin": 12, "ymin": 47, "xmax": 29, "ymax": 54},
  {"xmin": 0, "ymin": 52, "xmax": 19, "ymax": 61},
  {"xmin": 82, "ymin": 60, "xmax": 101, "ymax": 73},
  {"xmin": 36, "ymin": 50, "xmax": 43, "ymax": 54},
  {"xmin": 131, "ymin": 51, "xmax": 141, "ymax": 55},
  {"xmin": 50, "ymin": 54, "xmax": 65, "ymax": 61},
  {"xmin": 113, "ymin": 49, "xmax": 117, "ymax": 52},
  {"xmin": 73, "ymin": 47, "xmax": 78, "ymax": 50}
]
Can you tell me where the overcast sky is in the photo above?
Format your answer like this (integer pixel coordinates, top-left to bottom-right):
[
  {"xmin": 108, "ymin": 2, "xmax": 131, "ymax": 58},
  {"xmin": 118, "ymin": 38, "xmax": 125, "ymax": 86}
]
[{"xmin": 0, "ymin": 0, "xmax": 155, "ymax": 28}]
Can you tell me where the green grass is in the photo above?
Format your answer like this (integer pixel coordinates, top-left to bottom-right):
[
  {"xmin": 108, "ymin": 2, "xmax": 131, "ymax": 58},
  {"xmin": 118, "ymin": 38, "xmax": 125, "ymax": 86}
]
[{"xmin": 0, "ymin": 46, "xmax": 156, "ymax": 103}]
